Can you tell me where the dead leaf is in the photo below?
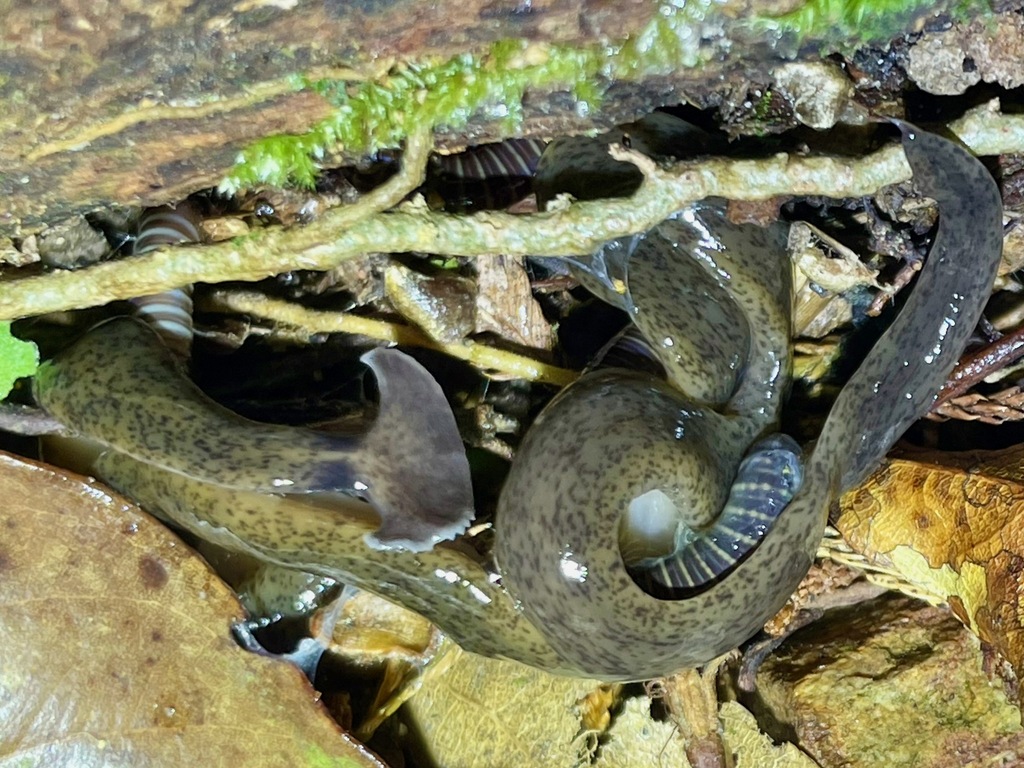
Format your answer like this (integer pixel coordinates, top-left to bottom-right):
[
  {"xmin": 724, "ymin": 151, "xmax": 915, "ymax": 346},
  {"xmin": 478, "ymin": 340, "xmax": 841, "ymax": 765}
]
[
  {"xmin": 837, "ymin": 444, "xmax": 1024, "ymax": 690},
  {"xmin": 313, "ymin": 590, "xmax": 444, "ymax": 744},
  {"xmin": 0, "ymin": 452, "xmax": 383, "ymax": 768},
  {"xmin": 384, "ymin": 262, "xmax": 475, "ymax": 344},
  {"xmin": 402, "ymin": 645, "xmax": 606, "ymax": 768},
  {"xmin": 755, "ymin": 594, "xmax": 1022, "ymax": 768},
  {"xmin": 718, "ymin": 702, "xmax": 820, "ymax": 768},
  {"xmin": 591, "ymin": 696, "xmax": 689, "ymax": 768},
  {"xmin": 931, "ymin": 385, "xmax": 1024, "ymax": 424},
  {"xmin": 403, "ymin": 644, "xmax": 815, "ymax": 768},
  {"xmin": 200, "ymin": 215, "xmax": 251, "ymax": 242},
  {"xmin": 319, "ymin": 589, "xmax": 438, "ymax": 666},
  {"xmin": 790, "ymin": 221, "xmax": 878, "ymax": 339},
  {"xmin": 578, "ymin": 684, "xmax": 620, "ymax": 733},
  {"xmin": 592, "ymin": 693, "xmax": 817, "ymax": 768},
  {"xmin": 474, "ymin": 254, "xmax": 554, "ymax": 351}
]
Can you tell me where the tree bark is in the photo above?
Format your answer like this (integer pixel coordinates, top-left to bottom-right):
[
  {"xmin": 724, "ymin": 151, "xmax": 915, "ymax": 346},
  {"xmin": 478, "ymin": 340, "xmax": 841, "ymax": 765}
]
[{"xmin": 0, "ymin": 0, "xmax": 1001, "ymax": 239}]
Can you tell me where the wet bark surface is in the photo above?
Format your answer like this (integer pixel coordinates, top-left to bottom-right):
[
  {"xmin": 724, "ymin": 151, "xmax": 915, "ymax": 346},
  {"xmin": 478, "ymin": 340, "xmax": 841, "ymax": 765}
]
[
  {"xmin": 2, "ymin": 0, "xmax": 661, "ymax": 233},
  {"xmin": 1, "ymin": 0, "xmax": 1002, "ymax": 238}
]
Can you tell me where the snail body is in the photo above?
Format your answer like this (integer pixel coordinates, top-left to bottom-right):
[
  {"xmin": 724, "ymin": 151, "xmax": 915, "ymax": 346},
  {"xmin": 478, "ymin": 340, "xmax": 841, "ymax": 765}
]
[{"xmin": 33, "ymin": 122, "xmax": 1003, "ymax": 680}]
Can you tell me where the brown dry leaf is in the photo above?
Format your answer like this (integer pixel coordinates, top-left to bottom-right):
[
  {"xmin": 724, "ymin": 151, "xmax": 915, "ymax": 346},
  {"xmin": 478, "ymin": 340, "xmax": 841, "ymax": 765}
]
[
  {"xmin": 837, "ymin": 445, "xmax": 1024, "ymax": 687},
  {"xmin": 996, "ymin": 216, "xmax": 1024, "ymax": 284},
  {"xmin": 403, "ymin": 646, "xmax": 812, "ymax": 768},
  {"xmin": 578, "ymin": 684, "xmax": 620, "ymax": 733},
  {"xmin": 932, "ymin": 385, "xmax": 1024, "ymax": 424},
  {"xmin": 790, "ymin": 221, "xmax": 881, "ymax": 295},
  {"xmin": 789, "ymin": 221, "xmax": 885, "ymax": 340},
  {"xmin": 0, "ymin": 452, "xmax": 383, "ymax": 768},
  {"xmin": 591, "ymin": 695, "xmax": 816, "ymax": 768},
  {"xmin": 319, "ymin": 589, "xmax": 438, "ymax": 666},
  {"xmin": 200, "ymin": 215, "xmax": 251, "ymax": 243},
  {"xmin": 384, "ymin": 262, "xmax": 475, "ymax": 344},
  {"xmin": 474, "ymin": 254, "xmax": 554, "ymax": 351},
  {"xmin": 792, "ymin": 337, "xmax": 842, "ymax": 401},
  {"xmin": 314, "ymin": 590, "xmax": 444, "ymax": 744},
  {"xmin": 755, "ymin": 594, "xmax": 1021, "ymax": 767},
  {"xmin": 403, "ymin": 645, "xmax": 607, "ymax": 768}
]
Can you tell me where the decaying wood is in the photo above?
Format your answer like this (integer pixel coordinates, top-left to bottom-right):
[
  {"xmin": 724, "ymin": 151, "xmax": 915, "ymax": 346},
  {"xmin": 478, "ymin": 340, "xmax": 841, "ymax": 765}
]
[
  {"xmin": 1, "ymin": 0, "xmax": 661, "ymax": 234},
  {"xmin": 5, "ymin": 0, "xmax": 1016, "ymax": 251},
  {"xmin": 3, "ymin": 0, "xmax": 983, "ymax": 239}
]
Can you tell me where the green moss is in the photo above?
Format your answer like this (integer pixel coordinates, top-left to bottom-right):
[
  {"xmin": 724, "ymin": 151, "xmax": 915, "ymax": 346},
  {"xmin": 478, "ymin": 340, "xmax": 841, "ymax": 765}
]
[
  {"xmin": 749, "ymin": 0, "xmax": 993, "ymax": 52},
  {"xmin": 753, "ymin": 89, "xmax": 775, "ymax": 120},
  {"xmin": 222, "ymin": 0, "xmax": 992, "ymax": 192},
  {"xmin": 428, "ymin": 256, "xmax": 462, "ymax": 270},
  {"xmin": 611, "ymin": 0, "xmax": 719, "ymax": 74},
  {"xmin": 232, "ymin": 135, "xmax": 323, "ymax": 189},
  {"xmin": 221, "ymin": 2, "xmax": 722, "ymax": 192}
]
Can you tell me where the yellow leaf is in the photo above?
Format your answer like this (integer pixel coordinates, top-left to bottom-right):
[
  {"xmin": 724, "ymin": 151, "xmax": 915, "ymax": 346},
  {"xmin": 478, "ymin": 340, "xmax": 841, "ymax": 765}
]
[{"xmin": 838, "ymin": 447, "xmax": 1024, "ymax": 683}]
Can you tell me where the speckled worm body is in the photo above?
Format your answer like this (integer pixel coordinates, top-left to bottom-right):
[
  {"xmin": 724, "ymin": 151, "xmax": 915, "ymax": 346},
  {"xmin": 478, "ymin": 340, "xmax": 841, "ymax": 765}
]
[
  {"xmin": 492, "ymin": 121, "xmax": 1003, "ymax": 677},
  {"xmin": 37, "ymin": 208, "xmax": 476, "ymax": 553},
  {"xmin": 33, "ymin": 122, "xmax": 1003, "ymax": 680}
]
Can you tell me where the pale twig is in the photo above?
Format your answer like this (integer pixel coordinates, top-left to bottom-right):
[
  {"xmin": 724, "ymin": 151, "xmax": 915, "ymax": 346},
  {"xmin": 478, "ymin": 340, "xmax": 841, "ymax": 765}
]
[
  {"xmin": 0, "ymin": 122, "xmax": 435, "ymax": 320},
  {"xmin": 208, "ymin": 290, "xmax": 578, "ymax": 387},
  {"xmin": 3, "ymin": 105, "xmax": 1022, "ymax": 322}
]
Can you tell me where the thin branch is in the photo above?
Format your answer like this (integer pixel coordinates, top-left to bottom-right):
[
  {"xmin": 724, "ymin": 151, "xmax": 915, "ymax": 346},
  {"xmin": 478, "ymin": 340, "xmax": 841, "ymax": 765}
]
[
  {"xmin": 0, "ymin": 121, "xmax": 435, "ymax": 320},
  {"xmin": 3, "ymin": 106, "xmax": 1022, "ymax": 322},
  {"xmin": 208, "ymin": 290, "xmax": 578, "ymax": 387},
  {"xmin": 933, "ymin": 322, "xmax": 1024, "ymax": 407}
]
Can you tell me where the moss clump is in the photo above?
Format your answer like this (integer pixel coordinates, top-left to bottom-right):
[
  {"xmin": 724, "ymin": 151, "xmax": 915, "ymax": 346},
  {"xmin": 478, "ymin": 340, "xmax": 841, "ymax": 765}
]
[
  {"xmin": 220, "ymin": 0, "xmax": 722, "ymax": 192},
  {"xmin": 750, "ymin": 0, "xmax": 993, "ymax": 53},
  {"xmin": 222, "ymin": 0, "xmax": 991, "ymax": 192}
]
